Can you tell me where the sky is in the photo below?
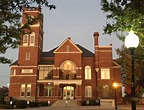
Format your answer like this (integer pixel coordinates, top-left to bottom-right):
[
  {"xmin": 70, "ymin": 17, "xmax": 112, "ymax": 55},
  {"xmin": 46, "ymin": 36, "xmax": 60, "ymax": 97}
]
[{"xmin": 0, "ymin": 0, "xmax": 123, "ymax": 87}]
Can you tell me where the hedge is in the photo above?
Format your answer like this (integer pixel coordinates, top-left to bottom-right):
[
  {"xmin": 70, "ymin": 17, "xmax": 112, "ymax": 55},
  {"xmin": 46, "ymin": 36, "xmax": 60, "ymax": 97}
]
[
  {"xmin": 40, "ymin": 102, "xmax": 48, "ymax": 106},
  {"xmin": 29, "ymin": 101, "xmax": 40, "ymax": 107},
  {"xmin": 16, "ymin": 100, "xmax": 27, "ymax": 108},
  {"xmin": 0, "ymin": 104, "xmax": 10, "ymax": 109}
]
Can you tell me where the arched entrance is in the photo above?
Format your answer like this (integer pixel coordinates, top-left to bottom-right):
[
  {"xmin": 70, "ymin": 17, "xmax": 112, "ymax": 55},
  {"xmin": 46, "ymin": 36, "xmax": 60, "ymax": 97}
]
[{"xmin": 63, "ymin": 86, "xmax": 74, "ymax": 99}]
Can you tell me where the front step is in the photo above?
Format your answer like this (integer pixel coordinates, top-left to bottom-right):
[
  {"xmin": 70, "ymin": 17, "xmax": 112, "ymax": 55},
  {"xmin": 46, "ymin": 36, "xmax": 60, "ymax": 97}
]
[{"xmin": 52, "ymin": 100, "xmax": 77, "ymax": 106}]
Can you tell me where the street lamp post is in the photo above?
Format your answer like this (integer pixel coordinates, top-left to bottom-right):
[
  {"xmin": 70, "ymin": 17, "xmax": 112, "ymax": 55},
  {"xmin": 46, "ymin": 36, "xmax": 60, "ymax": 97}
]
[
  {"xmin": 113, "ymin": 82, "xmax": 118, "ymax": 109},
  {"xmin": 125, "ymin": 30, "xmax": 139, "ymax": 110}
]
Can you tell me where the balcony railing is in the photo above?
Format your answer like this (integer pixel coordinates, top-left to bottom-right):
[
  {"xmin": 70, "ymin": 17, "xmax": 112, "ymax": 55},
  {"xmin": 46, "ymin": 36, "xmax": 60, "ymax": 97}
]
[{"xmin": 59, "ymin": 73, "xmax": 76, "ymax": 79}]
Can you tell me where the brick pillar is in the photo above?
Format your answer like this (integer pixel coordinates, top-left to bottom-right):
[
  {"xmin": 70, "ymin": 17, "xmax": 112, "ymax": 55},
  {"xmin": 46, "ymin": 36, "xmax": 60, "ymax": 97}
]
[
  {"xmin": 56, "ymin": 67, "xmax": 59, "ymax": 79},
  {"xmin": 76, "ymin": 67, "xmax": 82, "ymax": 79},
  {"xmin": 44, "ymin": 84, "xmax": 46, "ymax": 96},
  {"xmin": 53, "ymin": 67, "xmax": 57, "ymax": 79}
]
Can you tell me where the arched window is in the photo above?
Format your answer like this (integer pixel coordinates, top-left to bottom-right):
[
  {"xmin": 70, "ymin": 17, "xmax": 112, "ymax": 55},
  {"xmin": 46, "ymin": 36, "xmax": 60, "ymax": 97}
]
[
  {"xmin": 30, "ymin": 32, "xmax": 35, "ymax": 46},
  {"xmin": 60, "ymin": 60, "xmax": 76, "ymax": 79},
  {"xmin": 85, "ymin": 86, "xmax": 92, "ymax": 97},
  {"xmin": 23, "ymin": 34, "xmax": 28, "ymax": 46},
  {"xmin": 85, "ymin": 65, "xmax": 91, "ymax": 79}
]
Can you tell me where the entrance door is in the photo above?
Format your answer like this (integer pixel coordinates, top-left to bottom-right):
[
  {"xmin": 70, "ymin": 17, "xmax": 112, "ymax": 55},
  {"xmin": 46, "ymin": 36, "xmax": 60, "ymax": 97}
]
[{"xmin": 63, "ymin": 86, "xmax": 74, "ymax": 99}]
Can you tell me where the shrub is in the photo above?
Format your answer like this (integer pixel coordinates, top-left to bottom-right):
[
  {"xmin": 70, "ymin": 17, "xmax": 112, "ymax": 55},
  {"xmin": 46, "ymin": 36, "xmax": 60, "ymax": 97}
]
[
  {"xmin": 81, "ymin": 99, "xmax": 97, "ymax": 106},
  {"xmin": 0, "ymin": 97, "xmax": 5, "ymax": 104},
  {"xmin": 40, "ymin": 102, "xmax": 48, "ymax": 106},
  {"xmin": 0, "ymin": 104, "xmax": 10, "ymax": 109},
  {"xmin": 16, "ymin": 100, "xmax": 27, "ymax": 108},
  {"xmin": 29, "ymin": 101, "xmax": 40, "ymax": 107},
  {"xmin": 89, "ymin": 99, "xmax": 96, "ymax": 105}
]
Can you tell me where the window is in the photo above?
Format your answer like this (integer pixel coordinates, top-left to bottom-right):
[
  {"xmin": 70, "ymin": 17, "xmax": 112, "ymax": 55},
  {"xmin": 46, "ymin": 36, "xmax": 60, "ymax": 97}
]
[
  {"xmin": 59, "ymin": 88, "xmax": 62, "ymax": 96},
  {"xmin": 25, "ymin": 53, "xmax": 30, "ymax": 60},
  {"xmin": 20, "ymin": 84, "xmax": 25, "ymax": 96},
  {"xmin": 39, "ymin": 66, "xmax": 53, "ymax": 79},
  {"xmin": 11, "ymin": 69, "xmax": 16, "ymax": 76},
  {"xmin": 85, "ymin": 86, "xmax": 92, "ymax": 97},
  {"xmin": 30, "ymin": 32, "xmax": 35, "ymax": 46},
  {"xmin": 60, "ymin": 60, "xmax": 76, "ymax": 79},
  {"xmin": 85, "ymin": 66, "xmax": 91, "ymax": 79},
  {"xmin": 26, "ymin": 84, "xmax": 31, "ymax": 96},
  {"xmin": 46, "ymin": 86, "xmax": 52, "ymax": 97},
  {"xmin": 13, "ymin": 69, "xmax": 16, "ymax": 75},
  {"xmin": 101, "ymin": 68, "xmax": 110, "ymax": 79},
  {"xmin": 66, "ymin": 45, "xmax": 69, "ymax": 52},
  {"xmin": 23, "ymin": 34, "xmax": 28, "ymax": 46},
  {"xmin": 103, "ymin": 85, "xmax": 109, "ymax": 98}
]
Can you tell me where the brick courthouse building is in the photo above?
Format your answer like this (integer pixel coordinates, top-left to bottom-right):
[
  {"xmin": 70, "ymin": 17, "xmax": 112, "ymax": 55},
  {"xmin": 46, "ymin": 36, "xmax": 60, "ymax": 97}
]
[{"xmin": 9, "ymin": 8, "xmax": 122, "ymax": 104}]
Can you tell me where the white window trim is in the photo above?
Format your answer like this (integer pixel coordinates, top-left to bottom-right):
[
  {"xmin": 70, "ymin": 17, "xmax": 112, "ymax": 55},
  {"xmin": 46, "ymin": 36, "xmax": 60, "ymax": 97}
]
[
  {"xmin": 85, "ymin": 65, "xmax": 91, "ymax": 79},
  {"xmin": 25, "ymin": 53, "xmax": 30, "ymax": 60},
  {"xmin": 101, "ymin": 68, "xmax": 110, "ymax": 79},
  {"xmin": 26, "ymin": 84, "xmax": 31, "ymax": 97},
  {"xmin": 20, "ymin": 84, "xmax": 25, "ymax": 97},
  {"xmin": 11, "ymin": 69, "xmax": 16, "ymax": 76},
  {"xmin": 85, "ymin": 86, "xmax": 92, "ymax": 97},
  {"xmin": 23, "ymin": 34, "xmax": 29, "ymax": 46},
  {"xmin": 30, "ymin": 32, "xmax": 35, "ymax": 46}
]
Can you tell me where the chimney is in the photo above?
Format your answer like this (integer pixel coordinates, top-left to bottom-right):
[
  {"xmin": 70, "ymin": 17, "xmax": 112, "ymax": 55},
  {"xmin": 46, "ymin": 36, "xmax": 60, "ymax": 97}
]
[
  {"xmin": 93, "ymin": 32, "xmax": 99, "ymax": 46},
  {"xmin": 93, "ymin": 32, "xmax": 99, "ymax": 72}
]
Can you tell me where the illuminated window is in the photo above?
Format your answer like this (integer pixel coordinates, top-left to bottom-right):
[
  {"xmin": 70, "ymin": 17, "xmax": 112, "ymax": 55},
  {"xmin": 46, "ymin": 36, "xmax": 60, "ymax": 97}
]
[
  {"xmin": 21, "ymin": 69, "xmax": 33, "ymax": 73},
  {"xmin": 26, "ymin": 84, "xmax": 31, "ymax": 97},
  {"xmin": 39, "ymin": 66, "xmax": 53, "ymax": 79},
  {"xmin": 60, "ymin": 60, "xmax": 76, "ymax": 79},
  {"xmin": 85, "ymin": 66, "xmax": 91, "ymax": 79},
  {"xmin": 85, "ymin": 86, "xmax": 92, "ymax": 97},
  {"xmin": 101, "ymin": 68, "xmax": 110, "ymax": 79},
  {"xmin": 20, "ymin": 84, "xmax": 25, "ymax": 96},
  {"xmin": 23, "ymin": 34, "xmax": 28, "ymax": 46},
  {"xmin": 30, "ymin": 32, "xmax": 35, "ymax": 46},
  {"xmin": 25, "ymin": 53, "xmax": 30, "ymax": 60}
]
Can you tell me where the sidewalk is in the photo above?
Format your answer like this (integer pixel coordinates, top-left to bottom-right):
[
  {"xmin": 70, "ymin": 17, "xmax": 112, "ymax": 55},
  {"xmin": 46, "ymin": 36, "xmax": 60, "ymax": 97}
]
[{"xmin": 16, "ymin": 104, "xmax": 144, "ymax": 110}]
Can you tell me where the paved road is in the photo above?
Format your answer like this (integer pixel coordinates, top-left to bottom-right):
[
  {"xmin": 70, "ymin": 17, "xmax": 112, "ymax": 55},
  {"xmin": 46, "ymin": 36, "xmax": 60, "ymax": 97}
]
[{"xmin": 13, "ymin": 105, "xmax": 144, "ymax": 110}]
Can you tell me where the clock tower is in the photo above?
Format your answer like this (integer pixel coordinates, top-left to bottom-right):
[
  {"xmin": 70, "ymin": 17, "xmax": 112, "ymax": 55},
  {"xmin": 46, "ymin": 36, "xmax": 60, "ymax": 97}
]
[{"xmin": 18, "ymin": 8, "xmax": 43, "ymax": 66}]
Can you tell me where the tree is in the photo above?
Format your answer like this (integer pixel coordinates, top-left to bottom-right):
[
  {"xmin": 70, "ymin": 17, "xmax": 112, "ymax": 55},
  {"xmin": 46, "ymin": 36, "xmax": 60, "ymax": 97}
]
[
  {"xmin": 115, "ymin": 45, "xmax": 144, "ymax": 99},
  {"xmin": 100, "ymin": 0, "xmax": 144, "ymax": 44},
  {"xmin": 101, "ymin": 0, "xmax": 144, "ymax": 100},
  {"xmin": 0, "ymin": 86, "xmax": 9, "ymax": 97},
  {"xmin": 0, "ymin": 0, "xmax": 55, "ymax": 64}
]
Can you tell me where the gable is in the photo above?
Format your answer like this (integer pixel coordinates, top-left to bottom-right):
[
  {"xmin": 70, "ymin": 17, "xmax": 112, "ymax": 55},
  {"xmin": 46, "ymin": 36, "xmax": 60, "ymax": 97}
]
[{"xmin": 54, "ymin": 37, "xmax": 82, "ymax": 53}]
